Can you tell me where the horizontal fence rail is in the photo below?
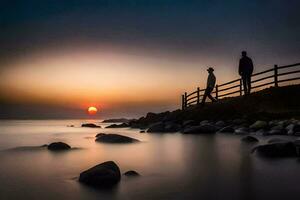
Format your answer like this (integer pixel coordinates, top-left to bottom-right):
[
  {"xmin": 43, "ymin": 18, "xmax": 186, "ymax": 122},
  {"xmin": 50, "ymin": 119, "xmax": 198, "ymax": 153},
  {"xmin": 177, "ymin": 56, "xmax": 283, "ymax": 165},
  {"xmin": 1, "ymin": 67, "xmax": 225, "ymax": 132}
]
[{"xmin": 181, "ymin": 62, "xmax": 300, "ymax": 110}]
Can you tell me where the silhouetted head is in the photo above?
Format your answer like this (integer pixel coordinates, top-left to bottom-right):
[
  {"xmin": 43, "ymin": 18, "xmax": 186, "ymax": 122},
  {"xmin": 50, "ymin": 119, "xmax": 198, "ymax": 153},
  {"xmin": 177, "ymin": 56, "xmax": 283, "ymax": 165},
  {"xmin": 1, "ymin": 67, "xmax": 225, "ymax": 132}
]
[
  {"xmin": 207, "ymin": 67, "xmax": 214, "ymax": 73},
  {"xmin": 242, "ymin": 51, "xmax": 247, "ymax": 57}
]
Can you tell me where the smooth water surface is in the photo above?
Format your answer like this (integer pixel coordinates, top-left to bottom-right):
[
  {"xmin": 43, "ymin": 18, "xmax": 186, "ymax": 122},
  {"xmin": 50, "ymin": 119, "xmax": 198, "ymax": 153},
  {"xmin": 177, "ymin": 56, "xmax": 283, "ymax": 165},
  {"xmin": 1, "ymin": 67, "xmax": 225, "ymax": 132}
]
[{"xmin": 0, "ymin": 120, "xmax": 299, "ymax": 200}]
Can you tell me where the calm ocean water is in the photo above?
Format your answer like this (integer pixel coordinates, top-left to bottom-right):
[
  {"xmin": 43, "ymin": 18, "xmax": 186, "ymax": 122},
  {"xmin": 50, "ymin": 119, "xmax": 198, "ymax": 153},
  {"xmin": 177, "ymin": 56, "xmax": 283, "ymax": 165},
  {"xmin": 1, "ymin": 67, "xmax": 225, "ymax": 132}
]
[{"xmin": 0, "ymin": 120, "xmax": 300, "ymax": 200}]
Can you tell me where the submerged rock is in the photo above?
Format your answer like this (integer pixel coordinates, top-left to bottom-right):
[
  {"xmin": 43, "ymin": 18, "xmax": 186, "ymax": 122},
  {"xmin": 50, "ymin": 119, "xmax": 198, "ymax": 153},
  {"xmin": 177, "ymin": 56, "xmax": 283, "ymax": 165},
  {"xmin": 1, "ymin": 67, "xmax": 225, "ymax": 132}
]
[
  {"xmin": 81, "ymin": 123, "xmax": 101, "ymax": 128},
  {"xmin": 241, "ymin": 136, "xmax": 259, "ymax": 143},
  {"xmin": 79, "ymin": 161, "xmax": 121, "ymax": 187},
  {"xmin": 124, "ymin": 170, "xmax": 140, "ymax": 177},
  {"xmin": 253, "ymin": 142, "xmax": 297, "ymax": 157},
  {"xmin": 95, "ymin": 133, "xmax": 139, "ymax": 143},
  {"xmin": 47, "ymin": 142, "xmax": 71, "ymax": 151}
]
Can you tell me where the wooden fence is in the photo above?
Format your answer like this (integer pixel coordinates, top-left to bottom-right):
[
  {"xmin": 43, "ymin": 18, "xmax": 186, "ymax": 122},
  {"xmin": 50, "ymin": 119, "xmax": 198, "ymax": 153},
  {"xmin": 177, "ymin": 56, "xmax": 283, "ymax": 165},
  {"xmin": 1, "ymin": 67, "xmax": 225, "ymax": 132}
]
[{"xmin": 182, "ymin": 62, "xmax": 300, "ymax": 110}]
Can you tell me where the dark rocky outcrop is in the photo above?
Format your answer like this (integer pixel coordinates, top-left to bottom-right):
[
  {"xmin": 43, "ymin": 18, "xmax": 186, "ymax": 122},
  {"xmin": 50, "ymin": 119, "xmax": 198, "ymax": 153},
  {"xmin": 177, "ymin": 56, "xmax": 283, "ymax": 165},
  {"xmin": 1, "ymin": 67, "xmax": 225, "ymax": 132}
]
[
  {"xmin": 79, "ymin": 161, "xmax": 121, "ymax": 187},
  {"xmin": 241, "ymin": 136, "xmax": 259, "ymax": 143},
  {"xmin": 183, "ymin": 124, "xmax": 217, "ymax": 134},
  {"xmin": 253, "ymin": 142, "xmax": 297, "ymax": 157},
  {"xmin": 147, "ymin": 122, "xmax": 165, "ymax": 133},
  {"xmin": 47, "ymin": 142, "xmax": 71, "ymax": 151},
  {"xmin": 81, "ymin": 123, "xmax": 101, "ymax": 128},
  {"xmin": 124, "ymin": 170, "xmax": 140, "ymax": 177},
  {"xmin": 105, "ymin": 123, "xmax": 129, "ymax": 128},
  {"xmin": 95, "ymin": 133, "xmax": 139, "ymax": 143}
]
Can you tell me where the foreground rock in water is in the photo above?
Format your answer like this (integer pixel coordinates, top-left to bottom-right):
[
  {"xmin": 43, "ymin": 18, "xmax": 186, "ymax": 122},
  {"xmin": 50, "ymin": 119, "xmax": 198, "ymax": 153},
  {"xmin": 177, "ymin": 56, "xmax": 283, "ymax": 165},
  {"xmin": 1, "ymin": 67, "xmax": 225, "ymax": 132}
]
[
  {"xmin": 79, "ymin": 161, "xmax": 121, "ymax": 187},
  {"xmin": 105, "ymin": 123, "xmax": 129, "ymax": 128},
  {"xmin": 183, "ymin": 124, "xmax": 217, "ymax": 134},
  {"xmin": 81, "ymin": 123, "xmax": 101, "ymax": 128},
  {"xmin": 241, "ymin": 136, "xmax": 259, "ymax": 143},
  {"xmin": 253, "ymin": 142, "xmax": 297, "ymax": 157},
  {"xmin": 47, "ymin": 142, "xmax": 71, "ymax": 151},
  {"xmin": 95, "ymin": 133, "xmax": 139, "ymax": 143},
  {"xmin": 124, "ymin": 170, "xmax": 140, "ymax": 177}
]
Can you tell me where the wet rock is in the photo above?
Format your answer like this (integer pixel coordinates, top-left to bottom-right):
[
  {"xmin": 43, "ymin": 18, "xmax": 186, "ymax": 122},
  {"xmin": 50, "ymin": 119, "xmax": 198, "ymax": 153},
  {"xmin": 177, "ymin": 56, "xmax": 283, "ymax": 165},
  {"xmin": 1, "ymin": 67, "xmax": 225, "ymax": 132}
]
[
  {"xmin": 241, "ymin": 136, "xmax": 259, "ymax": 143},
  {"xmin": 255, "ymin": 129, "xmax": 266, "ymax": 136},
  {"xmin": 147, "ymin": 122, "xmax": 165, "ymax": 133},
  {"xmin": 268, "ymin": 138, "xmax": 289, "ymax": 143},
  {"xmin": 215, "ymin": 121, "xmax": 226, "ymax": 127},
  {"xmin": 47, "ymin": 142, "xmax": 71, "ymax": 151},
  {"xmin": 79, "ymin": 161, "xmax": 121, "ymax": 187},
  {"xmin": 95, "ymin": 133, "xmax": 106, "ymax": 138},
  {"xmin": 271, "ymin": 125, "xmax": 284, "ymax": 130},
  {"xmin": 233, "ymin": 119, "xmax": 247, "ymax": 125},
  {"xmin": 140, "ymin": 130, "xmax": 145, "ymax": 133},
  {"xmin": 164, "ymin": 122, "xmax": 181, "ymax": 132},
  {"xmin": 182, "ymin": 120, "xmax": 198, "ymax": 127},
  {"xmin": 95, "ymin": 134, "xmax": 139, "ymax": 143},
  {"xmin": 217, "ymin": 126, "xmax": 235, "ymax": 133},
  {"xmin": 286, "ymin": 124, "xmax": 295, "ymax": 135},
  {"xmin": 105, "ymin": 123, "xmax": 129, "ymax": 128},
  {"xmin": 250, "ymin": 121, "xmax": 268, "ymax": 130},
  {"xmin": 124, "ymin": 170, "xmax": 140, "ymax": 177},
  {"xmin": 81, "ymin": 123, "xmax": 101, "ymax": 128},
  {"xmin": 253, "ymin": 142, "xmax": 297, "ymax": 157},
  {"xmin": 234, "ymin": 127, "xmax": 249, "ymax": 135},
  {"xmin": 200, "ymin": 120, "xmax": 210, "ymax": 125},
  {"xmin": 183, "ymin": 124, "xmax": 217, "ymax": 134},
  {"xmin": 267, "ymin": 129, "xmax": 286, "ymax": 135}
]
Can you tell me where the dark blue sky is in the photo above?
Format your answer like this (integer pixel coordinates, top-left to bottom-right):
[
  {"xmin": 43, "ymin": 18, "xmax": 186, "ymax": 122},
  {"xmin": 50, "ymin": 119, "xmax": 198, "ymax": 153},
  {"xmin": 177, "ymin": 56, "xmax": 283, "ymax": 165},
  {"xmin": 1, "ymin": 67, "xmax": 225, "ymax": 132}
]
[{"xmin": 1, "ymin": 0, "xmax": 300, "ymax": 65}]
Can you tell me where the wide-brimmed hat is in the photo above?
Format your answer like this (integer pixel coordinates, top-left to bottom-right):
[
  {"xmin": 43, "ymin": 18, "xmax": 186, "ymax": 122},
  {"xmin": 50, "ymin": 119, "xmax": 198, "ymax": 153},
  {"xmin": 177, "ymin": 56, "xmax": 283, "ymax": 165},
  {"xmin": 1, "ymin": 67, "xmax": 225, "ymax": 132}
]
[{"xmin": 207, "ymin": 67, "xmax": 214, "ymax": 72}]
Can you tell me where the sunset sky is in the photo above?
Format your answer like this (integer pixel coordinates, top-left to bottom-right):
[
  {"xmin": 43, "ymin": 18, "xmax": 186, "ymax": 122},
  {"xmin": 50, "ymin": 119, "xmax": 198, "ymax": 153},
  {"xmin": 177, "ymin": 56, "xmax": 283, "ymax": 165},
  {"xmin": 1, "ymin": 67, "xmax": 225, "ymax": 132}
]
[{"xmin": 0, "ymin": 0, "xmax": 300, "ymax": 119}]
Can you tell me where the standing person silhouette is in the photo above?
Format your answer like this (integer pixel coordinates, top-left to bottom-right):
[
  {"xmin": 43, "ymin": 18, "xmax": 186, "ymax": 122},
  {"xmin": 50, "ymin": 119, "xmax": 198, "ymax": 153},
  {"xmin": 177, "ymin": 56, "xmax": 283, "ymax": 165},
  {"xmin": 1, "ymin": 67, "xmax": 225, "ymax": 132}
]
[
  {"xmin": 239, "ymin": 51, "xmax": 254, "ymax": 95},
  {"xmin": 201, "ymin": 67, "xmax": 217, "ymax": 106}
]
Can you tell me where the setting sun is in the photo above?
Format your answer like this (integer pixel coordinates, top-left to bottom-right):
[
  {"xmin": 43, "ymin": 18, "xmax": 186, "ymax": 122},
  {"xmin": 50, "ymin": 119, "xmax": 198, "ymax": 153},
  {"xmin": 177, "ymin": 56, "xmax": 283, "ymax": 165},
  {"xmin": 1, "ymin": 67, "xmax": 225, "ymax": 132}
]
[{"xmin": 87, "ymin": 106, "xmax": 98, "ymax": 115}]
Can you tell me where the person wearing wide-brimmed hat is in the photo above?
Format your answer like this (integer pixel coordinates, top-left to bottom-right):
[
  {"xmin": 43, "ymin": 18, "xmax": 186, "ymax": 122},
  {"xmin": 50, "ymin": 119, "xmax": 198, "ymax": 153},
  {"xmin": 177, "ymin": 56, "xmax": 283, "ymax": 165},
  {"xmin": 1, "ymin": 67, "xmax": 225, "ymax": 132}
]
[{"xmin": 201, "ymin": 67, "xmax": 217, "ymax": 106}]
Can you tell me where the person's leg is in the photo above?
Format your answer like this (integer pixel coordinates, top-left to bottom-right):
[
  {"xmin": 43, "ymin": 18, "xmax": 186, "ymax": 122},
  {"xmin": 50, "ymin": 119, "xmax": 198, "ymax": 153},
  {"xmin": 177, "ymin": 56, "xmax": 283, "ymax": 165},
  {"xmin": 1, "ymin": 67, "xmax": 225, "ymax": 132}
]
[
  {"xmin": 247, "ymin": 75, "xmax": 251, "ymax": 94},
  {"xmin": 201, "ymin": 88, "xmax": 209, "ymax": 105},
  {"xmin": 208, "ymin": 94, "xmax": 217, "ymax": 102},
  {"xmin": 242, "ymin": 75, "xmax": 248, "ymax": 95}
]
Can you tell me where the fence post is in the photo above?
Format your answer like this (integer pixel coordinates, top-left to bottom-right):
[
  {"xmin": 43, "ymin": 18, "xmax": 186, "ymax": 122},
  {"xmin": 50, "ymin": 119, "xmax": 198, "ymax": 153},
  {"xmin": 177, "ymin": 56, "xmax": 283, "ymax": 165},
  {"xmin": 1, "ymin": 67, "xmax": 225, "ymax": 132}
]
[
  {"xmin": 184, "ymin": 92, "xmax": 187, "ymax": 108},
  {"xmin": 197, "ymin": 87, "xmax": 200, "ymax": 104},
  {"xmin": 181, "ymin": 94, "xmax": 185, "ymax": 110},
  {"xmin": 215, "ymin": 85, "xmax": 218, "ymax": 100},
  {"xmin": 239, "ymin": 79, "xmax": 243, "ymax": 96},
  {"xmin": 274, "ymin": 64, "xmax": 278, "ymax": 87}
]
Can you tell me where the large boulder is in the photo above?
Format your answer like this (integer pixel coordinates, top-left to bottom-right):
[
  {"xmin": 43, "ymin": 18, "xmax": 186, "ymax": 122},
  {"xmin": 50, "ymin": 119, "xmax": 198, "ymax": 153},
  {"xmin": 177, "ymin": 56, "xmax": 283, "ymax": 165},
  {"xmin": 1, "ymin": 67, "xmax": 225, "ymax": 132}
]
[
  {"xmin": 79, "ymin": 161, "xmax": 121, "ymax": 187},
  {"xmin": 241, "ymin": 136, "xmax": 259, "ymax": 143},
  {"xmin": 253, "ymin": 142, "xmax": 297, "ymax": 157},
  {"xmin": 95, "ymin": 134, "xmax": 139, "ymax": 143},
  {"xmin": 47, "ymin": 142, "xmax": 71, "ymax": 151},
  {"xmin": 81, "ymin": 123, "xmax": 101, "ymax": 128},
  {"xmin": 250, "ymin": 121, "xmax": 268, "ymax": 130},
  {"xmin": 183, "ymin": 124, "xmax": 217, "ymax": 134},
  {"xmin": 147, "ymin": 122, "xmax": 165, "ymax": 133}
]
